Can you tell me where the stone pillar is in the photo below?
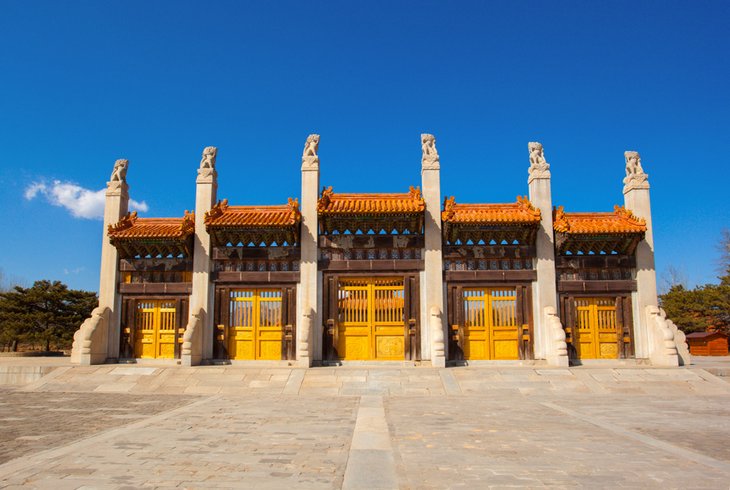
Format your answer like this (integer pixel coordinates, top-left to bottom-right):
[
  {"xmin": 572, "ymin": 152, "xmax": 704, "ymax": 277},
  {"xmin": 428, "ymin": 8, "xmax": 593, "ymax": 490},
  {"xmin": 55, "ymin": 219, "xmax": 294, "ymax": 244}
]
[
  {"xmin": 297, "ymin": 134, "xmax": 320, "ymax": 366},
  {"xmin": 71, "ymin": 159, "xmax": 129, "ymax": 365},
  {"xmin": 420, "ymin": 134, "xmax": 446, "ymax": 367},
  {"xmin": 182, "ymin": 147, "xmax": 217, "ymax": 366},
  {"xmin": 527, "ymin": 142, "xmax": 567, "ymax": 366},
  {"xmin": 623, "ymin": 151, "xmax": 677, "ymax": 366}
]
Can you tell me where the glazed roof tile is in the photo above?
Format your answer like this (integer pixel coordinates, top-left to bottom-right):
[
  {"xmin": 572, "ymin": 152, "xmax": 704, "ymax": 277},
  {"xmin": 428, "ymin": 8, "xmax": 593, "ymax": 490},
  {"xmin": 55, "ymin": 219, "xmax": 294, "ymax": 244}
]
[
  {"xmin": 553, "ymin": 206, "xmax": 647, "ymax": 235},
  {"xmin": 108, "ymin": 211, "xmax": 195, "ymax": 240},
  {"xmin": 441, "ymin": 196, "xmax": 541, "ymax": 225},
  {"xmin": 204, "ymin": 198, "xmax": 301, "ymax": 228},
  {"xmin": 317, "ymin": 186, "xmax": 425, "ymax": 214}
]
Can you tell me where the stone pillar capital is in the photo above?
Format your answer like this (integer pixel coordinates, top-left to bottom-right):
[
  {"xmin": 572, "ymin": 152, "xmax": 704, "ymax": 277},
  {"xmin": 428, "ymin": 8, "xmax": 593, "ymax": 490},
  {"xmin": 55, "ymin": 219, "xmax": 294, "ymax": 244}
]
[{"xmin": 105, "ymin": 181, "xmax": 129, "ymax": 197}]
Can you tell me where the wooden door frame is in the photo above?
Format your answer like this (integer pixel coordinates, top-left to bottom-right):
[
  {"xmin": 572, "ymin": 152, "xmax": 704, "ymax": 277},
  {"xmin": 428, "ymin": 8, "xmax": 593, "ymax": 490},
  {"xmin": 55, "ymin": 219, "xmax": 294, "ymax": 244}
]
[
  {"xmin": 446, "ymin": 282, "xmax": 533, "ymax": 361},
  {"xmin": 120, "ymin": 295, "xmax": 188, "ymax": 360},
  {"xmin": 214, "ymin": 284, "xmax": 297, "ymax": 361},
  {"xmin": 322, "ymin": 272, "xmax": 420, "ymax": 362},
  {"xmin": 559, "ymin": 293, "xmax": 634, "ymax": 360}
]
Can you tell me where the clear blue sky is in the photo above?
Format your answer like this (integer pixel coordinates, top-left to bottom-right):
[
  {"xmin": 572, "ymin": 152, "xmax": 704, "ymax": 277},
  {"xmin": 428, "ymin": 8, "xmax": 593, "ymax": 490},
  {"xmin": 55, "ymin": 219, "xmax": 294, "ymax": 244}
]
[{"xmin": 1, "ymin": 1, "xmax": 728, "ymax": 292}]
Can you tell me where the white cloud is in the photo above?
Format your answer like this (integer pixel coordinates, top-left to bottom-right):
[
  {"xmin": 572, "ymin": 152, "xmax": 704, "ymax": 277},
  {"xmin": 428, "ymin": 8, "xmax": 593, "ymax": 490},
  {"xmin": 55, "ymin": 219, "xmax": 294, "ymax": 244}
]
[{"xmin": 24, "ymin": 180, "xmax": 149, "ymax": 220}]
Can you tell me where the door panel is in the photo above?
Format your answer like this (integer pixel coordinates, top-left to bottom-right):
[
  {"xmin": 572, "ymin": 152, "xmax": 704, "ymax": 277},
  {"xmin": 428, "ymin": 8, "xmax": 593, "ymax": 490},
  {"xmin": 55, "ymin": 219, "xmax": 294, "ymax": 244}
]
[
  {"xmin": 337, "ymin": 278, "xmax": 405, "ymax": 360},
  {"xmin": 133, "ymin": 300, "xmax": 176, "ymax": 359},
  {"xmin": 228, "ymin": 289, "xmax": 283, "ymax": 360},
  {"xmin": 462, "ymin": 288, "xmax": 519, "ymax": 360},
  {"xmin": 574, "ymin": 298, "xmax": 619, "ymax": 359}
]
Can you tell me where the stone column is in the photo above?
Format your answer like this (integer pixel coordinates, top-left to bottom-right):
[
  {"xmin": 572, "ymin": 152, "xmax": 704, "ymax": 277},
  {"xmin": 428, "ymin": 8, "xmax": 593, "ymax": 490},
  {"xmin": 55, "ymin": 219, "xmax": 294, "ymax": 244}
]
[
  {"xmin": 297, "ymin": 134, "xmax": 320, "ymax": 366},
  {"xmin": 420, "ymin": 134, "xmax": 446, "ymax": 367},
  {"xmin": 622, "ymin": 151, "xmax": 677, "ymax": 365},
  {"xmin": 527, "ymin": 143, "xmax": 567, "ymax": 366},
  {"xmin": 72, "ymin": 159, "xmax": 129, "ymax": 365},
  {"xmin": 182, "ymin": 147, "xmax": 217, "ymax": 366}
]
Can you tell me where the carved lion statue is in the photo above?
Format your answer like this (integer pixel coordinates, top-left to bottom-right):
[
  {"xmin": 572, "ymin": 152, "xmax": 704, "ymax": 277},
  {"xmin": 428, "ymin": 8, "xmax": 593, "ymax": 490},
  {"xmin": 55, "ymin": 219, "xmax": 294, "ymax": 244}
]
[
  {"xmin": 528, "ymin": 142, "xmax": 547, "ymax": 168},
  {"xmin": 200, "ymin": 146, "xmax": 218, "ymax": 169},
  {"xmin": 421, "ymin": 133, "xmax": 437, "ymax": 157},
  {"xmin": 624, "ymin": 151, "xmax": 644, "ymax": 177},
  {"xmin": 110, "ymin": 159, "xmax": 128, "ymax": 182},
  {"xmin": 303, "ymin": 134, "xmax": 320, "ymax": 157}
]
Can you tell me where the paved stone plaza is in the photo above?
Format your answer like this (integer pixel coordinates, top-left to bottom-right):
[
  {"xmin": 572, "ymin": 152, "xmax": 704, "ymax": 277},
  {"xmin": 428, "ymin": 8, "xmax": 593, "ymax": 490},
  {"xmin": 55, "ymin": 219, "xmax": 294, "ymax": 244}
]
[{"xmin": 1, "ymin": 361, "xmax": 730, "ymax": 488}]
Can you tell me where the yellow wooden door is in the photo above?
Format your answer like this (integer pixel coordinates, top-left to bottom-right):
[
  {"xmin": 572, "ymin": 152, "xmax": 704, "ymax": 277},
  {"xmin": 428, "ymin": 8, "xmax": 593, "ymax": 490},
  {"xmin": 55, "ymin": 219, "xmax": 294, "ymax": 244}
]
[
  {"xmin": 463, "ymin": 288, "xmax": 519, "ymax": 360},
  {"xmin": 574, "ymin": 298, "xmax": 618, "ymax": 359},
  {"xmin": 228, "ymin": 289, "xmax": 283, "ymax": 360},
  {"xmin": 337, "ymin": 278, "xmax": 405, "ymax": 360},
  {"xmin": 134, "ymin": 300, "xmax": 176, "ymax": 359}
]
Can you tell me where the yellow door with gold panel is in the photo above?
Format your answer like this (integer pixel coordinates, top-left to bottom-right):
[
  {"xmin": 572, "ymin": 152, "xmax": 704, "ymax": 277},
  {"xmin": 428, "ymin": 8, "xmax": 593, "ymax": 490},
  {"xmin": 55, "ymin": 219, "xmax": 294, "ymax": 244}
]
[
  {"xmin": 463, "ymin": 288, "xmax": 519, "ymax": 360},
  {"xmin": 337, "ymin": 278, "xmax": 405, "ymax": 360},
  {"xmin": 228, "ymin": 289, "xmax": 283, "ymax": 360},
  {"xmin": 574, "ymin": 298, "xmax": 618, "ymax": 359},
  {"xmin": 133, "ymin": 300, "xmax": 176, "ymax": 359}
]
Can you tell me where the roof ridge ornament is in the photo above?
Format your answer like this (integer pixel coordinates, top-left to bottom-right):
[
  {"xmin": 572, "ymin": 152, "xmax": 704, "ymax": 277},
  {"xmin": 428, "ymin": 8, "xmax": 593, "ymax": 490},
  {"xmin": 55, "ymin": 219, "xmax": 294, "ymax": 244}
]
[
  {"xmin": 442, "ymin": 196, "xmax": 456, "ymax": 221},
  {"xmin": 421, "ymin": 133, "xmax": 440, "ymax": 170},
  {"xmin": 204, "ymin": 198, "xmax": 229, "ymax": 223},
  {"xmin": 527, "ymin": 142, "xmax": 550, "ymax": 182},
  {"xmin": 553, "ymin": 206, "xmax": 569, "ymax": 233},
  {"xmin": 408, "ymin": 185, "xmax": 423, "ymax": 201},
  {"xmin": 302, "ymin": 134, "xmax": 320, "ymax": 170},
  {"xmin": 516, "ymin": 195, "xmax": 542, "ymax": 219},
  {"xmin": 108, "ymin": 211, "xmax": 138, "ymax": 235},
  {"xmin": 613, "ymin": 204, "xmax": 646, "ymax": 226},
  {"xmin": 318, "ymin": 186, "xmax": 333, "ymax": 211},
  {"xmin": 181, "ymin": 210, "xmax": 195, "ymax": 235},
  {"xmin": 623, "ymin": 151, "xmax": 649, "ymax": 193}
]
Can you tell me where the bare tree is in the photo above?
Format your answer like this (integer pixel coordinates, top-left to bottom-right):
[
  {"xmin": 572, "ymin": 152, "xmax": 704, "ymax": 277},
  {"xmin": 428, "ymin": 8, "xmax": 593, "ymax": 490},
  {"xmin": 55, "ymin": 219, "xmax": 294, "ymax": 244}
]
[{"xmin": 659, "ymin": 265, "xmax": 688, "ymax": 295}]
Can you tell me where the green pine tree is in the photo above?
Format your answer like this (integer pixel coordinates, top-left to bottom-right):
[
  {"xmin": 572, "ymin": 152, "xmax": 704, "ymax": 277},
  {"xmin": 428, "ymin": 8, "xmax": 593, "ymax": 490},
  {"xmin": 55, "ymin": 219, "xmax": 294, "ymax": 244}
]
[{"xmin": 0, "ymin": 280, "xmax": 97, "ymax": 352}]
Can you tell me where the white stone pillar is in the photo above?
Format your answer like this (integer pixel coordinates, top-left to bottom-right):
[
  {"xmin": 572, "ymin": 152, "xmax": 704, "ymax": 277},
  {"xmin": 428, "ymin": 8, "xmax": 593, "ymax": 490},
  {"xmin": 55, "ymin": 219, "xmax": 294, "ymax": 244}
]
[
  {"xmin": 72, "ymin": 159, "xmax": 129, "ymax": 365},
  {"xmin": 622, "ymin": 151, "xmax": 677, "ymax": 365},
  {"xmin": 182, "ymin": 147, "xmax": 217, "ymax": 366},
  {"xmin": 297, "ymin": 134, "xmax": 320, "ymax": 366},
  {"xmin": 420, "ymin": 134, "xmax": 445, "ymax": 367},
  {"xmin": 527, "ymin": 143, "xmax": 566, "ymax": 366}
]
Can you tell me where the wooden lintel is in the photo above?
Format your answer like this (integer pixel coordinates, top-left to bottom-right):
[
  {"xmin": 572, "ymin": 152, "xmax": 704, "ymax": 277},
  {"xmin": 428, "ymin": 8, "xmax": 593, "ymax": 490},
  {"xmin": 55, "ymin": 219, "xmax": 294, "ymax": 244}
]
[
  {"xmin": 318, "ymin": 235, "xmax": 425, "ymax": 249},
  {"xmin": 444, "ymin": 245, "xmax": 536, "ymax": 260},
  {"xmin": 444, "ymin": 270, "xmax": 537, "ymax": 282},
  {"xmin": 119, "ymin": 258, "xmax": 192, "ymax": 272},
  {"xmin": 118, "ymin": 283, "xmax": 192, "ymax": 294},
  {"xmin": 556, "ymin": 255, "xmax": 636, "ymax": 269},
  {"xmin": 318, "ymin": 259, "xmax": 425, "ymax": 272},
  {"xmin": 213, "ymin": 271, "xmax": 301, "ymax": 283},
  {"xmin": 557, "ymin": 280, "xmax": 637, "ymax": 293},
  {"xmin": 212, "ymin": 246, "xmax": 301, "ymax": 260}
]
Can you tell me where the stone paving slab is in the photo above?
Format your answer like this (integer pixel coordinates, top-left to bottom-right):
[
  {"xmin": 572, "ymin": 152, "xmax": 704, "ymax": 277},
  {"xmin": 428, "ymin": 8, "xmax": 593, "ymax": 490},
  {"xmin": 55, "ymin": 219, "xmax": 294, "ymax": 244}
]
[
  {"xmin": 0, "ymin": 389, "xmax": 195, "ymax": 465},
  {"xmin": 1, "ymin": 363, "xmax": 730, "ymax": 488}
]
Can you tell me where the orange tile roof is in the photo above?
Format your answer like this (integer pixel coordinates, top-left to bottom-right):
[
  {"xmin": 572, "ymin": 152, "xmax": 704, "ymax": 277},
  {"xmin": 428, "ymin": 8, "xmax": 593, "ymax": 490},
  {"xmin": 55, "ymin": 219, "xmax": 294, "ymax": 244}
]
[
  {"xmin": 108, "ymin": 211, "xmax": 195, "ymax": 239},
  {"xmin": 317, "ymin": 186, "xmax": 425, "ymax": 214},
  {"xmin": 553, "ymin": 206, "xmax": 646, "ymax": 234},
  {"xmin": 441, "ymin": 196, "xmax": 541, "ymax": 225},
  {"xmin": 204, "ymin": 198, "xmax": 301, "ymax": 228}
]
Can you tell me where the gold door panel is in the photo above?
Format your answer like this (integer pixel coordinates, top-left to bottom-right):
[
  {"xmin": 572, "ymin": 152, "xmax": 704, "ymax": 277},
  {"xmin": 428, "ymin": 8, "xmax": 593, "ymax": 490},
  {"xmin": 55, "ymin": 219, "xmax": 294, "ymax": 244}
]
[
  {"xmin": 574, "ymin": 298, "xmax": 618, "ymax": 359},
  {"xmin": 228, "ymin": 289, "xmax": 283, "ymax": 360},
  {"xmin": 337, "ymin": 278, "xmax": 405, "ymax": 360},
  {"xmin": 134, "ymin": 300, "xmax": 177, "ymax": 359},
  {"xmin": 463, "ymin": 288, "xmax": 519, "ymax": 360}
]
